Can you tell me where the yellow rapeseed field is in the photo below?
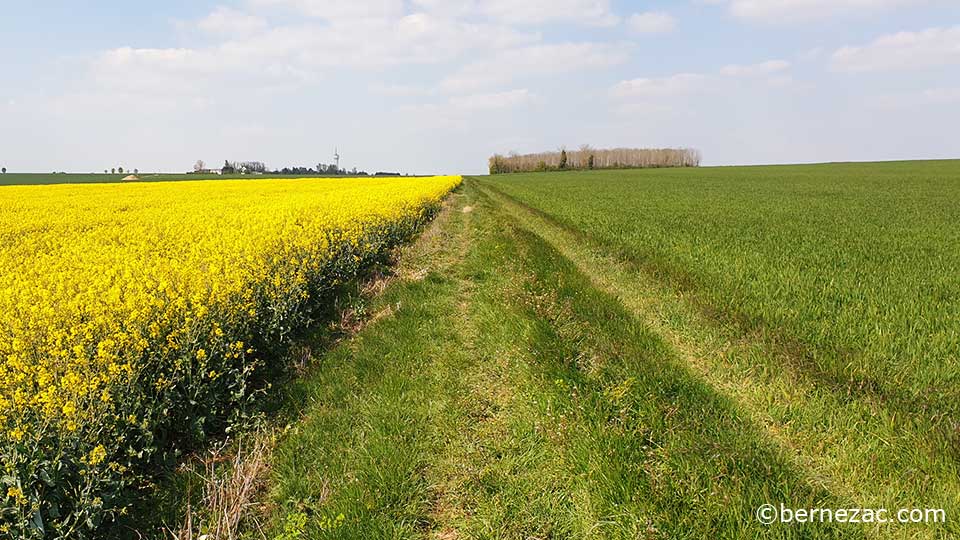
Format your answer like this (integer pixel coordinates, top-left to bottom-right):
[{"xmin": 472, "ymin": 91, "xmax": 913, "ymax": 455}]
[{"xmin": 0, "ymin": 175, "xmax": 461, "ymax": 538}]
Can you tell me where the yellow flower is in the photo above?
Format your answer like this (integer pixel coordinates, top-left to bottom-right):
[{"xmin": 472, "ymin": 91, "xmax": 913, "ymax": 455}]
[
  {"xmin": 6, "ymin": 487, "xmax": 26, "ymax": 505},
  {"xmin": 0, "ymin": 175, "xmax": 461, "ymax": 521},
  {"xmin": 88, "ymin": 445, "xmax": 107, "ymax": 466},
  {"xmin": 61, "ymin": 402, "xmax": 77, "ymax": 417}
]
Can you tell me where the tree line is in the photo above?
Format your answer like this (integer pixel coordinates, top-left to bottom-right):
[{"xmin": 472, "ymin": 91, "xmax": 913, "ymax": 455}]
[
  {"xmin": 489, "ymin": 146, "xmax": 702, "ymax": 174},
  {"xmin": 103, "ymin": 167, "xmax": 138, "ymax": 175},
  {"xmin": 193, "ymin": 160, "xmax": 371, "ymax": 176}
]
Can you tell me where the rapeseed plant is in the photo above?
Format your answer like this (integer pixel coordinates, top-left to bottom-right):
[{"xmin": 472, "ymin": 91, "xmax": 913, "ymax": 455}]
[{"xmin": 0, "ymin": 175, "xmax": 461, "ymax": 538}]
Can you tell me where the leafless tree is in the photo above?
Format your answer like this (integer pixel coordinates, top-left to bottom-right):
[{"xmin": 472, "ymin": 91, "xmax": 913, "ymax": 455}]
[
  {"xmin": 194, "ymin": 160, "xmax": 206, "ymax": 173},
  {"xmin": 489, "ymin": 147, "xmax": 701, "ymax": 174}
]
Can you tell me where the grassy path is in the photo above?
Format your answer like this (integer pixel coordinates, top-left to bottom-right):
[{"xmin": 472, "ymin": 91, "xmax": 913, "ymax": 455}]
[{"xmin": 254, "ymin": 180, "xmax": 951, "ymax": 539}]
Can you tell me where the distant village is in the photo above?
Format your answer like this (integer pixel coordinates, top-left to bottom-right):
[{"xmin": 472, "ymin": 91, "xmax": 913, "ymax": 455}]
[{"xmin": 190, "ymin": 151, "xmax": 402, "ymax": 177}]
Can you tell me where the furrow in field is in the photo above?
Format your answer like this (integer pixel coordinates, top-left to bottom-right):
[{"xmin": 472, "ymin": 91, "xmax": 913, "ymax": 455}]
[{"xmin": 475, "ymin": 180, "xmax": 960, "ymax": 539}]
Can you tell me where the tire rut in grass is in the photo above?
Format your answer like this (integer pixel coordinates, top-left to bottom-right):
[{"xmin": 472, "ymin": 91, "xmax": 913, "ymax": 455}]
[
  {"xmin": 501, "ymin": 225, "xmax": 859, "ymax": 537},
  {"xmin": 474, "ymin": 180, "xmax": 959, "ymax": 539},
  {"xmin": 422, "ymin": 186, "xmax": 578, "ymax": 538},
  {"xmin": 476, "ymin": 180, "xmax": 951, "ymax": 424},
  {"xmin": 422, "ymin": 182, "xmax": 856, "ymax": 538}
]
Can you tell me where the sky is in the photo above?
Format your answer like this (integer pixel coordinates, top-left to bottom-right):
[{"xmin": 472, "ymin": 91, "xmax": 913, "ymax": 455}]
[{"xmin": 1, "ymin": 0, "xmax": 959, "ymax": 175}]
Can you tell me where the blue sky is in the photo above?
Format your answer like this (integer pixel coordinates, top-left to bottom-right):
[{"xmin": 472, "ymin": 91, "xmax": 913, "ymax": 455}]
[{"xmin": 2, "ymin": 0, "xmax": 959, "ymax": 174}]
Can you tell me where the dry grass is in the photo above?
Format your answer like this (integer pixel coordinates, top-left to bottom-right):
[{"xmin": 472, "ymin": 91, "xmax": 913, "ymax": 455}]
[{"xmin": 172, "ymin": 433, "xmax": 275, "ymax": 540}]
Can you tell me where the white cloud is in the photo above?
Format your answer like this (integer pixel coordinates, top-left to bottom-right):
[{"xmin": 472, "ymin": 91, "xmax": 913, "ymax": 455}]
[
  {"xmin": 409, "ymin": 0, "xmax": 477, "ymax": 18},
  {"xmin": 611, "ymin": 60, "xmax": 795, "ymax": 103},
  {"xmin": 251, "ymin": 0, "xmax": 619, "ymax": 26},
  {"xmin": 628, "ymin": 11, "xmax": 676, "ymax": 34},
  {"xmin": 92, "ymin": 0, "xmax": 622, "ymax": 106},
  {"xmin": 369, "ymin": 83, "xmax": 434, "ymax": 97},
  {"xmin": 611, "ymin": 73, "xmax": 707, "ymax": 99},
  {"xmin": 869, "ymin": 87, "xmax": 960, "ymax": 108},
  {"xmin": 614, "ymin": 101, "xmax": 677, "ymax": 115},
  {"xmin": 247, "ymin": 0, "xmax": 404, "ymax": 20},
  {"xmin": 93, "ymin": 47, "xmax": 217, "ymax": 91},
  {"xmin": 449, "ymin": 89, "xmax": 537, "ymax": 111},
  {"xmin": 92, "ymin": 10, "xmax": 539, "ymax": 97},
  {"xmin": 198, "ymin": 6, "xmax": 268, "ymax": 35},
  {"xmin": 766, "ymin": 74, "xmax": 795, "ymax": 87},
  {"xmin": 720, "ymin": 59, "xmax": 790, "ymax": 76},
  {"xmin": 831, "ymin": 26, "xmax": 960, "ymax": 72},
  {"xmin": 723, "ymin": 0, "xmax": 927, "ymax": 22},
  {"xmin": 440, "ymin": 42, "xmax": 628, "ymax": 93},
  {"xmin": 403, "ymin": 14, "xmax": 538, "ymax": 50},
  {"xmin": 398, "ymin": 89, "xmax": 538, "ymax": 130},
  {"xmin": 798, "ymin": 46, "xmax": 825, "ymax": 61},
  {"xmin": 478, "ymin": 0, "xmax": 619, "ymax": 26},
  {"xmin": 921, "ymin": 87, "xmax": 960, "ymax": 103}
]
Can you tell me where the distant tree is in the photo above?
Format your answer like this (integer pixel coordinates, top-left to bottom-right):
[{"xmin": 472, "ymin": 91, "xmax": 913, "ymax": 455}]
[
  {"xmin": 134, "ymin": 168, "xmax": 139, "ymax": 174},
  {"xmin": 118, "ymin": 167, "xmax": 124, "ymax": 174},
  {"xmin": 489, "ymin": 154, "xmax": 507, "ymax": 175},
  {"xmin": 111, "ymin": 168, "xmax": 116, "ymax": 174},
  {"xmin": 559, "ymin": 149, "xmax": 568, "ymax": 170},
  {"xmin": 194, "ymin": 160, "xmax": 205, "ymax": 173},
  {"xmin": 1, "ymin": 167, "xmax": 5, "ymax": 174},
  {"xmin": 236, "ymin": 161, "xmax": 266, "ymax": 174},
  {"xmin": 222, "ymin": 160, "xmax": 236, "ymax": 174},
  {"xmin": 489, "ymin": 147, "xmax": 701, "ymax": 173},
  {"xmin": 104, "ymin": 170, "xmax": 108, "ymax": 174}
]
